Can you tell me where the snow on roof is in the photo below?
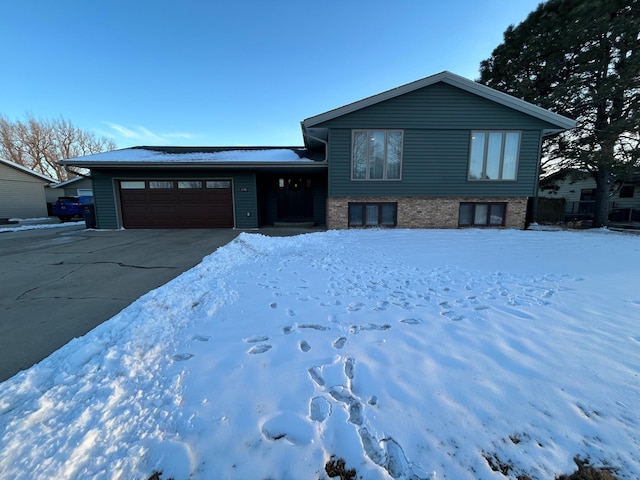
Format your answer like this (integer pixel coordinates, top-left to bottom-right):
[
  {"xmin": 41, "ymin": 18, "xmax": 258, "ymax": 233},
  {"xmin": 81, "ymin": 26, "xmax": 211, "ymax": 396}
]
[{"xmin": 61, "ymin": 147, "xmax": 316, "ymax": 165}]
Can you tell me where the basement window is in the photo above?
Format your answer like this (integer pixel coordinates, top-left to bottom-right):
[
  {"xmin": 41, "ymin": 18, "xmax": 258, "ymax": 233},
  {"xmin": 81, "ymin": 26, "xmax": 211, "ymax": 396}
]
[
  {"xmin": 459, "ymin": 202, "xmax": 506, "ymax": 227},
  {"xmin": 348, "ymin": 202, "xmax": 397, "ymax": 227}
]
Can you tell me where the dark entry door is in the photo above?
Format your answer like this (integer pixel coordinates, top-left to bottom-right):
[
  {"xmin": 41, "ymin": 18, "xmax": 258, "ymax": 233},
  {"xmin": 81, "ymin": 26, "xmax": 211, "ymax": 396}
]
[{"xmin": 277, "ymin": 177, "xmax": 313, "ymax": 221}]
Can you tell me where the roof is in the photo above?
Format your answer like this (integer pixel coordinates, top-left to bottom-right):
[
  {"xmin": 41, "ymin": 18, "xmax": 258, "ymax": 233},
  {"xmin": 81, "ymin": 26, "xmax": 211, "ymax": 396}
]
[
  {"xmin": 302, "ymin": 70, "xmax": 577, "ymax": 134},
  {"xmin": 51, "ymin": 175, "xmax": 92, "ymax": 189},
  {"xmin": 60, "ymin": 146, "xmax": 326, "ymax": 169},
  {"xmin": 0, "ymin": 157, "xmax": 58, "ymax": 183}
]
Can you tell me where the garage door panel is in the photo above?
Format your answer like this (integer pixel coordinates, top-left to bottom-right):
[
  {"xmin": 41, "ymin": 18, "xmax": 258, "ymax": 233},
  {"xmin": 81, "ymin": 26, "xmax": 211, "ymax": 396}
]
[{"xmin": 120, "ymin": 180, "xmax": 234, "ymax": 228}]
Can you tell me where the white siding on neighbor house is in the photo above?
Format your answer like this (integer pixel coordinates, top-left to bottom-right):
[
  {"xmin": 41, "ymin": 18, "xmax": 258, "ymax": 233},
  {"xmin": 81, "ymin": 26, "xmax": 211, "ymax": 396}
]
[
  {"xmin": 539, "ymin": 173, "xmax": 640, "ymax": 211},
  {"xmin": 539, "ymin": 174, "xmax": 595, "ymax": 204},
  {"xmin": 0, "ymin": 163, "xmax": 50, "ymax": 218}
]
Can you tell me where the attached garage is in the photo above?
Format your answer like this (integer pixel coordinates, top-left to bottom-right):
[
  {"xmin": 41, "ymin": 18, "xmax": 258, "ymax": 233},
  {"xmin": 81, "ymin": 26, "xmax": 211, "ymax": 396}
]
[
  {"xmin": 119, "ymin": 179, "xmax": 234, "ymax": 228},
  {"xmin": 59, "ymin": 146, "xmax": 327, "ymax": 229}
]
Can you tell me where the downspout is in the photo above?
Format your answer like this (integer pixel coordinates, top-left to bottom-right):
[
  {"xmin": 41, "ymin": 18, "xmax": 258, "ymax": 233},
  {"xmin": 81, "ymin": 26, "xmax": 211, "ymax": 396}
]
[
  {"xmin": 531, "ymin": 131, "xmax": 546, "ymax": 227},
  {"xmin": 301, "ymin": 124, "xmax": 328, "ymax": 162}
]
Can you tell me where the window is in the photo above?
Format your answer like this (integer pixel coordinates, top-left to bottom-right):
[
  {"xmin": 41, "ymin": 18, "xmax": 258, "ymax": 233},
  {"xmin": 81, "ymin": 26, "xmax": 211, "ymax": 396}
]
[
  {"xmin": 348, "ymin": 202, "xmax": 397, "ymax": 227},
  {"xmin": 206, "ymin": 181, "xmax": 231, "ymax": 189},
  {"xmin": 120, "ymin": 181, "xmax": 145, "ymax": 189},
  {"xmin": 468, "ymin": 131, "xmax": 520, "ymax": 180},
  {"xmin": 620, "ymin": 185, "xmax": 635, "ymax": 198},
  {"xmin": 459, "ymin": 202, "xmax": 506, "ymax": 227},
  {"xmin": 580, "ymin": 189, "xmax": 594, "ymax": 201},
  {"xmin": 352, "ymin": 130, "xmax": 403, "ymax": 180},
  {"xmin": 178, "ymin": 181, "xmax": 202, "ymax": 189},
  {"xmin": 149, "ymin": 181, "xmax": 174, "ymax": 189}
]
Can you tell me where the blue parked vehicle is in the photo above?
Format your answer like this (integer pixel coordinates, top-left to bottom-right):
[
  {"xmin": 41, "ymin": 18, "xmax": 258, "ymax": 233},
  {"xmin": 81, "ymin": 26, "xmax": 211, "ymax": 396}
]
[{"xmin": 52, "ymin": 196, "xmax": 93, "ymax": 222}]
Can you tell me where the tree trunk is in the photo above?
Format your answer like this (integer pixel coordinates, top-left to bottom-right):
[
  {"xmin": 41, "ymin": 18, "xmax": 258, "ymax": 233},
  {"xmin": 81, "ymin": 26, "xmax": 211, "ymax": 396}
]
[{"xmin": 592, "ymin": 167, "xmax": 611, "ymax": 228}]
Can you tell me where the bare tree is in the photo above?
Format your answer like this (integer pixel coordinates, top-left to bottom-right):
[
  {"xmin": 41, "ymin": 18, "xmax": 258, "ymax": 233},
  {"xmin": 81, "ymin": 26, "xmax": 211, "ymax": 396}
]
[{"xmin": 0, "ymin": 114, "xmax": 117, "ymax": 181}]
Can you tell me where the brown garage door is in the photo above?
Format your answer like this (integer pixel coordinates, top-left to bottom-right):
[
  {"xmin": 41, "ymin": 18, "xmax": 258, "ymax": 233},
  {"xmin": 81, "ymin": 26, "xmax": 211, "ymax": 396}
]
[{"xmin": 119, "ymin": 180, "xmax": 234, "ymax": 228}]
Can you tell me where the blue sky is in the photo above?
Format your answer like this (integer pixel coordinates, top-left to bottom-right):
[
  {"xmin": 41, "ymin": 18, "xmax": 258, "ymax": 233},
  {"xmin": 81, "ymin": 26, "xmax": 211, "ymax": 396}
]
[{"xmin": 1, "ymin": 1, "xmax": 542, "ymax": 148}]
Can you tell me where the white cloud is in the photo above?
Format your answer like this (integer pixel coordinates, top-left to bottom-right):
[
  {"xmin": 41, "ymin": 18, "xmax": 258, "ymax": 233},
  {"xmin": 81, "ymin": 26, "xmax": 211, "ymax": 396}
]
[{"xmin": 102, "ymin": 122, "xmax": 197, "ymax": 145}]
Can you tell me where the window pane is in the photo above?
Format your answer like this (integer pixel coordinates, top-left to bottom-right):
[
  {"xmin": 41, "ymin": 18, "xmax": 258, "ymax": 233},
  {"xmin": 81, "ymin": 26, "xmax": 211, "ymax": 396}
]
[
  {"xmin": 386, "ymin": 131, "xmax": 402, "ymax": 179},
  {"xmin": 381, "ymin": 203, "xmax": 396, "ymax": 226},
  {"xmin": 369, "ymin": 131, "xmax": 385, "ymax": 180},
  {"xmin": 485, "ymin": 132, "xmax": 503, "ymax": 180},
  {"xmin": 178, "ymin": 181, "xmax": 202, "ymax": 189},
  {"xmin": 619, "ymin": 185, "xmax": 634, "ymax": 198},
  {"xmin": 206, "ymin": 181, "xmax": 231, "ymax": 189},
  {"xmin": 348, "ymin": 204, "xmax": 363, "ymax": 226},
  {"xmin": 489, "ymin": 203, "xmax": 505, "ymax": 225},
  {"xmin": 352, "ymin": 131, "xmax": 367, "ymax": 179},
  {"xmin": 474, "ymin": 203, "xmax": 489, "ymax": 225},
  {"xmin": 469, "ymin": 132, "xmax": 485, "ymax": 179},
  {"xmin": 459, "ymin": 203, "xmax": 473, "ymax": 226},
  {"xmin": 150, "ymin": 181, "xmax": 173, "ymax": 189},
  {"xmin": 502, "ymin": 132, "xmax": 519, "ymax": 180},
  {"xmin": 365, "ymin": 204, "xmax": 379, "ymax": 225},
  {"xmin": 120, "ymin": 181, "xmax": 145, "ymax": 189}
]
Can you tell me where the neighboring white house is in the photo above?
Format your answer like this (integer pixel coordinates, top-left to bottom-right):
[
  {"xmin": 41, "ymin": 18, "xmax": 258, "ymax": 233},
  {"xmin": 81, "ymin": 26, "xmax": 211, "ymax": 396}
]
[
  {"xmin": 0, "ymin": 158, "xmax": 57, "ymax": 219},
  {"xmin": 539, "ymin": 169, "xmax": 640, "ymax": 222}
]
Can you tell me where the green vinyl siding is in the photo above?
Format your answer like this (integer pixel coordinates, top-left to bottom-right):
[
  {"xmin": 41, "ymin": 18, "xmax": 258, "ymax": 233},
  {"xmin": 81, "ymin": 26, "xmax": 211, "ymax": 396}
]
[
  {"xmin": 322, "ymin": 82, "xmax": 549, "ymax": 198},
  {"xmin": 91, "ymin": 170, "xmax": 119, "ymax": 229},
  {"xmin": 90, "ymin": 168, "xmax": 258, "ymax": 229},
  {"xmin": 328, "ymin": 129, "xmax": 543, "ymax": 197},
  {"xmin": 314, "ymin": 82, "xmax": 562, "ymax": 131},
  {"xmin": 233, "ymin": 172, "xmax": 258, "ymax": 229}
]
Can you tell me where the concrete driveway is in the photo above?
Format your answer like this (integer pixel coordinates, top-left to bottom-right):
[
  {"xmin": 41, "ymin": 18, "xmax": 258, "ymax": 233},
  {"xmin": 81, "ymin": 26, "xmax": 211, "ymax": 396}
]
[{"xmin": 0, "ymin": 225, "xmax": 242, "ymax": 382}]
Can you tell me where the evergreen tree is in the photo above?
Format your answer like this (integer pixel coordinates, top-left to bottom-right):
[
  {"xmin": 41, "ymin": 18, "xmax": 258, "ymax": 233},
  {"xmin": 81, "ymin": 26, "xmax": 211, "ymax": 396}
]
[{"xmin": 479, "ymin": 0, "xmax": 640, "ymax": 227}]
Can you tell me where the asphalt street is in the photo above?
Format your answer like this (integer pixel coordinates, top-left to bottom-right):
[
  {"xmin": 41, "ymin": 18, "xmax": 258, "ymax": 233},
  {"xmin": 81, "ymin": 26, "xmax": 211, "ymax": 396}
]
[{"xmin": 0, "ymin": 225, "xmax": 242, "ymax": 382}]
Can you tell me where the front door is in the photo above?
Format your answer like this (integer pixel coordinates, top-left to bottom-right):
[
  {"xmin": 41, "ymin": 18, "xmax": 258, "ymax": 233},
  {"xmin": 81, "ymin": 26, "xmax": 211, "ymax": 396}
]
[{"xmin": 277, "ymin": 176, "xmax": 313, "ymax": 221}]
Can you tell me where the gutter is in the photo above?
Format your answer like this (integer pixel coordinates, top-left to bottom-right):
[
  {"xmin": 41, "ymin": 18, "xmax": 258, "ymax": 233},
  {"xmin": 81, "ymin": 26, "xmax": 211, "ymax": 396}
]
[{"xmin": 301, "ymin": 125, "xmax": 329, "ymax": 162}]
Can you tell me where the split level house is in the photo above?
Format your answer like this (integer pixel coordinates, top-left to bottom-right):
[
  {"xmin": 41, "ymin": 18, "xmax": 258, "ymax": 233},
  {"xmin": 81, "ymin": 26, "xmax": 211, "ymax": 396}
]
[{"xmin": 60, "ymin": 71, "xmax": 576, "ymax": 230}]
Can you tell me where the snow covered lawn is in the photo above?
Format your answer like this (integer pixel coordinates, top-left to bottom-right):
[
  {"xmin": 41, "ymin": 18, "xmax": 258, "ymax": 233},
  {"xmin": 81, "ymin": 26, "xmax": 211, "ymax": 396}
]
[{"xmin": 1, "ymin": 229, "xmax": 638, "ymax": 480}]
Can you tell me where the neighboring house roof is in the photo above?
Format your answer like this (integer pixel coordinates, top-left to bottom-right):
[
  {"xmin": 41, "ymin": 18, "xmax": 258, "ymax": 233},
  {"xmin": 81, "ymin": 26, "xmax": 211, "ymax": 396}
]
[
  {"xmin": 301, "ymin": 70, "xmax": 577, "ymax": 143},
  {"xmin": 60, "ymin": 146, "xmax": 326, "ymax": 169},
  {"xmin": 0, "ymin": 157, "xmax": 57, "ymax": 183},
  {"xmin": 50, "ymin": 175, "xmax": 92, "ymax": 189}
]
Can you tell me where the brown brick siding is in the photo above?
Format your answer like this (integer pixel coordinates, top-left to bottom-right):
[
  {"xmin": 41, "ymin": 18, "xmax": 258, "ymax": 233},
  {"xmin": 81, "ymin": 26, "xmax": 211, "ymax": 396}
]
[{"xmin": 327, "ymin": 196, "xmax": 528, "ymax": 229}]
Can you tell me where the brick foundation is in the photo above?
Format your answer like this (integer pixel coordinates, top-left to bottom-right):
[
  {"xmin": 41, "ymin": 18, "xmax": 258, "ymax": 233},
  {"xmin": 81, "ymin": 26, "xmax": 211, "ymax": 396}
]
[{"xmin": 327, "ymin": 196, "xmax": 528, "ymax": 229}]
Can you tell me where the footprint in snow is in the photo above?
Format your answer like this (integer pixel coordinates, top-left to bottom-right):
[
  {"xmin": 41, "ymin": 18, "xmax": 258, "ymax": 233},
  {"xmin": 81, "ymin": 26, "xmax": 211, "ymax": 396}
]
[
  {"xmin": 441, "ymin": 310, "xmax": 464, "ymax": 321},
  {"xmin": 299, "ymin": 340, "xmax": 311, "ymax": 352},
  {"xmin": 299, "ymin": 324, "xmax": 330, "ymax": 331},
  {"xmin": 248, "ymin": 344, "xmax": 272, "ymax": 354},
  {"xmin": 192, "ymin": 335, "xmax": 210, "ymax": 342},
  {"xmin": 309, "ymin": 397, "xmax": 331, "ymax": 422},
  {"xmin": 244, "ymin": 335, "xmax": 269, "ymax": 343},
  {"xmin": 172, "ymin": 353, "xmax": 194, "ymax": 361},
  {"xmin": 332, "ymin": 337, "xmax": 347, "ymax": 349},
  {"xmin": 400, "ymin": 318, "xmax": 422, "ymax": 325},
  {"xmin": 308, "ymin": 366, "xmax": 325, "ymax": 386},
  {"xmin": 344, "ymin": 356, "xmax": 355, "ymax": 380},
  {"xmin": 346, "ymin": 302, "xmax": 365, "ymax": 312}
]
